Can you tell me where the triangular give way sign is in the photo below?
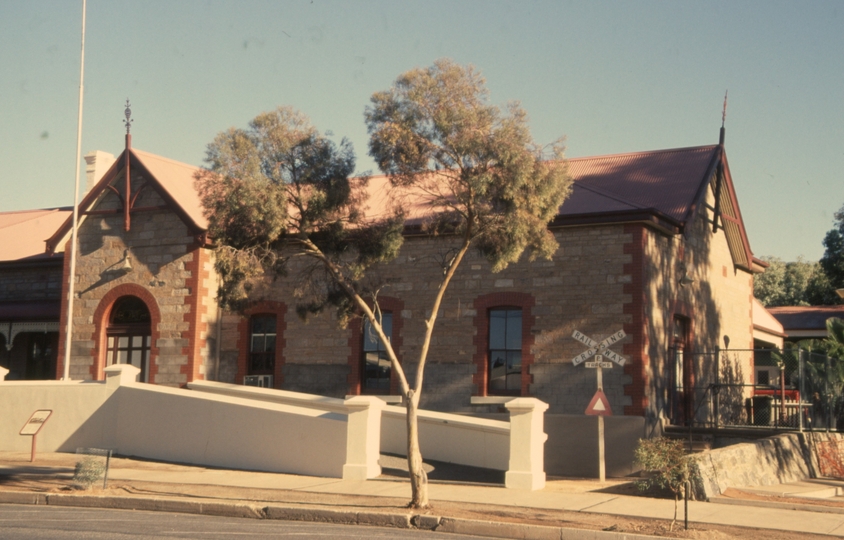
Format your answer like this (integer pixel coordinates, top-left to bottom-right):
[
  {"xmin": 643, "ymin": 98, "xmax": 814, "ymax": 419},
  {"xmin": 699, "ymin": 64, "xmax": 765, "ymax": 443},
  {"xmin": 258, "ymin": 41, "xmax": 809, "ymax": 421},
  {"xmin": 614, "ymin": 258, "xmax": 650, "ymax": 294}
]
[{"xmin": 585, "ymin": 390, "xmax": 612, "ymax": 416}]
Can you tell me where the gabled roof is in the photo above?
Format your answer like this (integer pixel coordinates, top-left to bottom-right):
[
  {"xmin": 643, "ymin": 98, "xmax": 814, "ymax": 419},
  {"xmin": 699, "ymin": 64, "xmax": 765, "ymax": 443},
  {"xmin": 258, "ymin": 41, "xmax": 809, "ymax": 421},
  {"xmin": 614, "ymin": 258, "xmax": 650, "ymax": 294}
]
[
  {"xmin": 553, "ymin": 144, "xmax": 755, "ymax": 272},
  {"xmin": 46, "ymin": 147, "xmax": 206, "ymax": 254},
  {"xmin": 0, "ymin": 207, "xmax": 70, "ymax": 263},
  {"xmin": 28, "ymin": 141, "xmax": 754, "ymax": 272},
  {"xmin": 351, "ymin": 144, "xmax": 756, "ymax": 270},
  {"xmin": 560, "ymin": 145, "xmax": 719, "ymax": 223}
]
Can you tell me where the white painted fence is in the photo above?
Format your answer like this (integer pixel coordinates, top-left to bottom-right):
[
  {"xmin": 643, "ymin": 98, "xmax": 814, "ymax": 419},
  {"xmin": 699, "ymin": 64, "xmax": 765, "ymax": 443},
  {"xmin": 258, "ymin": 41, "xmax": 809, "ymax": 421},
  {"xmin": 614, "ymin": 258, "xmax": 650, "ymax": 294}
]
[
  {"xmin": 189, "ymin": 382, "xmax": 510, "ymax": 468},
  {"xmin": 0, "ymin": 370, "xmax": 547, "ymax": 489}
]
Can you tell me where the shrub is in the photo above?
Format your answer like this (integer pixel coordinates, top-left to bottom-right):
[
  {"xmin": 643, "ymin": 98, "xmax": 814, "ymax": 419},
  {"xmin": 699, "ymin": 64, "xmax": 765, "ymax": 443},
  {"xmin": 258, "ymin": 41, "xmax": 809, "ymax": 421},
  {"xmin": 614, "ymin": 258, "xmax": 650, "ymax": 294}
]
[
  {"xmin": 72, "ymin": 456, "xmax": 105, "ymax": 490},
  {"xmin": 635, "ymin": 437, "xmax": 691, "ymax": 530}
]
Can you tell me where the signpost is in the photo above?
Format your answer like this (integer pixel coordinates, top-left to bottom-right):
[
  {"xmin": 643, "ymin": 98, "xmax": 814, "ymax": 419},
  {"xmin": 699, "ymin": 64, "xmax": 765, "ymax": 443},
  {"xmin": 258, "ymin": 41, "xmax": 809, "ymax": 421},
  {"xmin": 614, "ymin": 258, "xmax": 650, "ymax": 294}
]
[
  {"xmin": 19, "ymin": 409, "xmax": 52, "ymax": 463},
  {"xmin": 571, "ymin": 330, "xmax": 627, "ymax": 482}
]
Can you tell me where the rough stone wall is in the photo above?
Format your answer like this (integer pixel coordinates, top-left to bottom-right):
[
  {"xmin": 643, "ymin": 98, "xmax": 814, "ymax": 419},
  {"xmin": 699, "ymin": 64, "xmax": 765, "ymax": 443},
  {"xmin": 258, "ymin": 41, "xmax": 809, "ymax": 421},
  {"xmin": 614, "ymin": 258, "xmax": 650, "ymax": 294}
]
[
  {"xmin": 692, "ymin": 432, "xmax": 841, "ymax": 500},
  {"xmin": 219, "ymin": 225, "xmax": 636, "ymax": 412},
  {"xmin": 0, "ymin": 264, "xmax": 63, "ymax": 303},
  {"xmin": 56, "ymin": 171, "xmax": 213, "ymax": 385},
  {"xmin": 215, "ymin": 190, "xmax": 753, "ymax": 413}
]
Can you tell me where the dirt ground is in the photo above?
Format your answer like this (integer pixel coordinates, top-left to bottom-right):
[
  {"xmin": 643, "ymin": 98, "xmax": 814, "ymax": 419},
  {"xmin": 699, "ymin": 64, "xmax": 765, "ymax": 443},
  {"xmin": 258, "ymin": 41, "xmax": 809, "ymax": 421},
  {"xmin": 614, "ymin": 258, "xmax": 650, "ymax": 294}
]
[{"xmin": 0, "ymin": 454, "xmax": 838, "ymax": 540}]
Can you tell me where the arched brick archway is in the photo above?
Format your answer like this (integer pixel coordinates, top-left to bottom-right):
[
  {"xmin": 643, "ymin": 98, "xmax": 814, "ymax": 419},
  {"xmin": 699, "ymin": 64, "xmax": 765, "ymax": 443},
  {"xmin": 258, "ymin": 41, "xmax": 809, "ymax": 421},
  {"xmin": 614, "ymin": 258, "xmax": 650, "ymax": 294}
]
[{"xmin": 91, "ymin": 284, "xmax": 161, "ymax": 381}]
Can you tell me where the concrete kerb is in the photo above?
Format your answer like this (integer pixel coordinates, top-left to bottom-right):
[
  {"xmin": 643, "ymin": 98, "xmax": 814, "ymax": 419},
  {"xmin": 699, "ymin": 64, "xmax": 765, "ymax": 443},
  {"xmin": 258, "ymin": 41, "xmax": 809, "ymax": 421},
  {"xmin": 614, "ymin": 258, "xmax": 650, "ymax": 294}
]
[
  {"xmin": 709, "ymin": 495, "xmax": 844, "ymax": 515},
  {"xmin": 0, "ymin": 490, "xmax": 668, "ymax": 539}
]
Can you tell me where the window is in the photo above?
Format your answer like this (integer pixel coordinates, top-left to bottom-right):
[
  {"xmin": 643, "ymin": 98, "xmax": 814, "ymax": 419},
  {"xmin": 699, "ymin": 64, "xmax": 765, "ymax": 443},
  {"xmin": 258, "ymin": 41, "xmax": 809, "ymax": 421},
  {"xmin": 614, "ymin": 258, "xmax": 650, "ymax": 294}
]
[
  {"xmin": 669, "ymin": 315, "xmax": 691, "ymax": 424},
  {"xmin": 106, "ymin": 296, "xmax": 152, "ymax": 382},
  {"xmin": 249, "ymin": 315, "xmax": 276, "ymax": 375},
  {"xmin": 488, "ymin": 308, "xmax": 522, "ymax": 394},
  {"xmin": 362, "ymin": 313, "xmax": 392, "ymax": 393}
]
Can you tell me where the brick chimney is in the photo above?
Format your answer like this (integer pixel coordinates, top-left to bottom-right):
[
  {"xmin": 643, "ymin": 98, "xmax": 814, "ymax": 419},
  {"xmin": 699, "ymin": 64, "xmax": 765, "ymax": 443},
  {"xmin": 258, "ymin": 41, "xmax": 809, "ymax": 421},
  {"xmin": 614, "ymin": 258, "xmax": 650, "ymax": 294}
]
[{"xmin": 83, "ymin": 150, "xmax": 116, "ymax": 194}]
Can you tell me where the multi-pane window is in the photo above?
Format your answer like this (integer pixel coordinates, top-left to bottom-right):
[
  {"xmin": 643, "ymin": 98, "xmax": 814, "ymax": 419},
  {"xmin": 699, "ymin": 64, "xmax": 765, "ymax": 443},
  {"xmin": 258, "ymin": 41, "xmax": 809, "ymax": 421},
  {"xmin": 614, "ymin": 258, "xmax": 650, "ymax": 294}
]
[
  {"xmin": 249, "ymin": 315, "xmax": 276, "ymax": 374},
  {"xmin": 106, "ymin": 296, "xmax": 152, "ymax": 382},
  {"xmin": 105, "ymin": 335, "xmax": 151, "ymax": 378},
  {"xmin": 488, "ymin": 308, "xmax": 522, "ymax": 394},
  {"xmin": 362, "ymin": 313, "xmax": 392, "ymax": 393}
]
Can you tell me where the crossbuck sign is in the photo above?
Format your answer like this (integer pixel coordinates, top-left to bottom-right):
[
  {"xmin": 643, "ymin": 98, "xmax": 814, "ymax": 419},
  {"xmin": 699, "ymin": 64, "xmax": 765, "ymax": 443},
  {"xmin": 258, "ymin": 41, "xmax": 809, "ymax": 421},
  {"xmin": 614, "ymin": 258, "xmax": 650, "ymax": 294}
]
[
  {"xmin": 571, "ymin": 330, "xmax": 627, "ymax": 367},
  {"xmin": 570, "ymin": 329, "xmax": 628, "ymax": 483}
]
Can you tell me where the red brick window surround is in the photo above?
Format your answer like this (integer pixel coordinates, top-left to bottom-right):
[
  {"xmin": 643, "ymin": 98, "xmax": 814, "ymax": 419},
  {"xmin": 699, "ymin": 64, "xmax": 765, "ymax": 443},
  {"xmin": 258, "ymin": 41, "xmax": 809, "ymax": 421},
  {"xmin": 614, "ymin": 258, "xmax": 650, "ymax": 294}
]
[
  {"xmin": 90, "ymin": 284, "xmax": 162, "ymax": 383},
  {"xmin": 472, "ymin": 292, "xmax": 536, "ymax": 396},
  {"xmin": 248, "ymin": 315, "xmax": 277, "ymax": 376},
  {"xmin": 236, "ymin": 302, "xmax": 286, "ymax": 388},
  {"xmin": 104, "ymin": 296, "xmax": 152, "ymax": 383},
  {"xmin": 347, "ymin": 296, "xmax": 404, "ymax": 396}
]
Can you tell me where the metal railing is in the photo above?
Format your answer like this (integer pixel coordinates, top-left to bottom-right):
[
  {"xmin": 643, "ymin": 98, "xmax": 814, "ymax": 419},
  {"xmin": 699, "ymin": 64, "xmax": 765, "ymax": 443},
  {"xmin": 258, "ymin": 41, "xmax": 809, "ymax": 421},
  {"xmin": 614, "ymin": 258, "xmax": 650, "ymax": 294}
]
[{"xmin": 674, "ymin": 348, "xmax": 844, "ymax": 431}]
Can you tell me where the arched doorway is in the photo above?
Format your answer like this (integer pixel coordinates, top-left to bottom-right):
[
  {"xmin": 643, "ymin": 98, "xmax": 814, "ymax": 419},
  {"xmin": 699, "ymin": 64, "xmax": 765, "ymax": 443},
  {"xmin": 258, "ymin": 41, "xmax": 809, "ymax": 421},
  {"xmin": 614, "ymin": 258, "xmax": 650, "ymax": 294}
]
[{"xmin": 105, "ymin": 296, "xmax": 152, "ymax": 382}]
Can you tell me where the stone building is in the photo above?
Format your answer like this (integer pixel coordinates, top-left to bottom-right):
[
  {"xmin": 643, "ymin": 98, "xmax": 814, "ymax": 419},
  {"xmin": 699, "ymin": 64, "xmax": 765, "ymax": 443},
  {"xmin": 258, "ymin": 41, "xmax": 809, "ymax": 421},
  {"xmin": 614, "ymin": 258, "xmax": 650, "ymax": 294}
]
[{"xmin": 0, "ymin": 130, "xmax": 764, "ymax": 425}]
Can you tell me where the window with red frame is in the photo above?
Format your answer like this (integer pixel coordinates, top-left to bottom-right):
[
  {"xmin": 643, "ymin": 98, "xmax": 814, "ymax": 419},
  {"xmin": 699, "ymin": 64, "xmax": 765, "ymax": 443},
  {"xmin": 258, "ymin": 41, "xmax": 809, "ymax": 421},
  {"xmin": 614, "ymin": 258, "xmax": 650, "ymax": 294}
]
[
  {"xmin": 249, "ymin": 315, "xmax": 276, "ymax": 375},
  {"xmin": 488, "ymin": 308, "xmax": 522, "ymax": 394}
]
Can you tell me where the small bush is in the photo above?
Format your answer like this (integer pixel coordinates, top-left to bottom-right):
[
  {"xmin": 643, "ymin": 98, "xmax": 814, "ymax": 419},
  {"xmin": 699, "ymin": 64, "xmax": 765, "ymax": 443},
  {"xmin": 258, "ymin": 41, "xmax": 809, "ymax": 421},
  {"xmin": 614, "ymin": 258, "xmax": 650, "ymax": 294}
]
[
  {"xmin": 635, "ymin": 437, "xmax": 690, "ymax": 530},
  {"xmin": 72, "ymin": 456, "xmax": 105, "ymax": 490}
]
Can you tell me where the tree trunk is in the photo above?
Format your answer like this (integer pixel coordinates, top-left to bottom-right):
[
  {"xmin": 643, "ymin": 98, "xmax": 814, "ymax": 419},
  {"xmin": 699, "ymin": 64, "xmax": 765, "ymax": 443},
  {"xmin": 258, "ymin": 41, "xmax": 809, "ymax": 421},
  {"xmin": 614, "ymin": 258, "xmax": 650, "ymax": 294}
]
[
  {"xmin": 405, "ymin": 389, "xmax": 429, "ymax": 508},
  {"xmin": 670, "ymin": 493, "xmax": 678, "ymax": 532}
]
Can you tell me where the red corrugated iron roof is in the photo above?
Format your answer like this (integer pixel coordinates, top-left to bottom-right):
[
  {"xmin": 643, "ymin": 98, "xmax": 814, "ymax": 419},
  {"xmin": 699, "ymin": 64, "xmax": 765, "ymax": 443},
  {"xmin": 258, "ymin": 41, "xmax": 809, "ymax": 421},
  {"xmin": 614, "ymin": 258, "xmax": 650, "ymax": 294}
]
[
  {"xmin": 561, "ymin": 145, "xmax": 720, "ymax": 222},
  {"xmin": 132, "ymin": 149, "xmax": 207, "ymax": 230},
  {"xmin": 0, "ymin": 207, "xmax": 70, "ymax": 262},
  {"xmin": 18, "ymin": 142, "xmax": 752, "ymax": 270},
  {"xmin": 767, "ymin": 306, "xmax": 844, "ymax": 332}
]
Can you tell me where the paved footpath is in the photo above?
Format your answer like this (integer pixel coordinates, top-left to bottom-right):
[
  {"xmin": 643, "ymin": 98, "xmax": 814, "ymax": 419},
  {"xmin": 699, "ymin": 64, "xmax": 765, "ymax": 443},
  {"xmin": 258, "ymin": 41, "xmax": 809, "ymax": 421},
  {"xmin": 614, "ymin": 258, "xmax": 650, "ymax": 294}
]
[{"xmin": 2, "ymin": 452, "xmax": 844, "ymax": 538}]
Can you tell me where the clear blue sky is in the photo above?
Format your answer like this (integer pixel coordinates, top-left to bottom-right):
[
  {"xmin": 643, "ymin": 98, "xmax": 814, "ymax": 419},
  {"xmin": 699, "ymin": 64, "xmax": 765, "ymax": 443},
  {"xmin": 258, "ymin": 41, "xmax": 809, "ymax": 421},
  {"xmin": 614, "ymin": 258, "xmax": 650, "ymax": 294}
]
[{"xmin": 1, "ymin": 0, "xmax": 842, "ymax": 261}]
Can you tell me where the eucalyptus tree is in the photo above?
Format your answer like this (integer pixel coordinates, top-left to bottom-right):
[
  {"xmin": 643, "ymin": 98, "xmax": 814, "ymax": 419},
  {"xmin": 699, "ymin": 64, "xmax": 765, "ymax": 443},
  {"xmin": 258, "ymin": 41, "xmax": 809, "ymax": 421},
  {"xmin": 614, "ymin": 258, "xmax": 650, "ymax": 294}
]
[
  {"xmin": 195, "ymin": 106, "xmax": 405, "ymax": 321},
  {"xmin": 365, "ymin": 59, "xmax": 572, "ymax": 507},
  {"xmin": 197, "ymin": 60, "xmax": 572, "ymax": 509}
]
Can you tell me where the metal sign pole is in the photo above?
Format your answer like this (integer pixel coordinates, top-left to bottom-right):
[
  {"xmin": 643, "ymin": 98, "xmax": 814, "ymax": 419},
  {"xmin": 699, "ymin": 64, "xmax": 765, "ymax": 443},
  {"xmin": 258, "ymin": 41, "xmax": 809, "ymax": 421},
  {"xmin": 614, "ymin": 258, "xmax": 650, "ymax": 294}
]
[
  {"xmin": 597, "ymin": 364, "xmax": 605, "ymax": 482},
  {"xmin": 572, "ymin": 329, "xmax": 629, "ymax": 484},
  {"xmin": 20, "ymin": 410, "xmax": 52, "ymax": 463}
]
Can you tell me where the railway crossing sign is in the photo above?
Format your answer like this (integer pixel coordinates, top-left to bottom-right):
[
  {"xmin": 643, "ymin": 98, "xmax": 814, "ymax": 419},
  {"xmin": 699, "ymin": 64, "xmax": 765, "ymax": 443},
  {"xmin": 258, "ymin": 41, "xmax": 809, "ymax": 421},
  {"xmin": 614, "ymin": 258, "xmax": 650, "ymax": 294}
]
[
  {"xmin": 571, "ymin": 330, "xmax": 627, "ymax": 367},
  {"xmin": 571, "ymin": 329, "xmax": 629, "ymax": 482}
]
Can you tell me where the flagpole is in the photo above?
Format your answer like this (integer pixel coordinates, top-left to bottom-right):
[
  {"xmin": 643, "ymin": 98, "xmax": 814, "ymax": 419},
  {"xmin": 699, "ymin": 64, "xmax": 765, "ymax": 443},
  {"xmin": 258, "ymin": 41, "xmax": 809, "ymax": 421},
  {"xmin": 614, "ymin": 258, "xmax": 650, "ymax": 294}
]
[{"xmin": 62, "ymin": 0, "xmax": 86, "ymax": 380}]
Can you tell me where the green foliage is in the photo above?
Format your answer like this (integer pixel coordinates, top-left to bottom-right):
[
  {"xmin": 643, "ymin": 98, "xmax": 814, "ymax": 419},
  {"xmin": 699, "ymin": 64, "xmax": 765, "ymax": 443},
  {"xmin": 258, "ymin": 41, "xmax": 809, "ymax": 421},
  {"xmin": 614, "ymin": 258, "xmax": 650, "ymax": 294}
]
[
  {"xmin": 795, "ymin": 318, "xmax": 844, "ymax": 429},
  {"xmin": 754, "ymin": 256, "xmax": 833, "ymax": 306},
  {"xmin": 635, "ymin": 437, "xmax": 690, "ymax": 497},
  {"xmin": 365, "ymin": 58, "xmax": 572, "ymax": 273},
  {"xmin": 72, "ymin": 456, "xmax": 105, "ymax": 490},
  {"xmin": 820, "ymin": 217, "xmax": 844, "ymax": 301},
  {"xmin": 196, "ymin": 106, "xmax": 405, "ymax": 314}
]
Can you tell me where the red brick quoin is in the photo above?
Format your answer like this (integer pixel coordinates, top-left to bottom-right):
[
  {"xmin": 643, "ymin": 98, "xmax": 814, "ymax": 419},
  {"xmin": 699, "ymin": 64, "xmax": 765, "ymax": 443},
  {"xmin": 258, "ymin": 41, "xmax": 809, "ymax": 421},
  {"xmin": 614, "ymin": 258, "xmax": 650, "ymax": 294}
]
[
  {"xmin": 180, "ymin": 246, "xmax": 211, "ymax": 384},
  {"xmin": 622, "ymin": 224, "xmax": 648, "ymax": 415},
  {"xmin": 472, "ymin": 292, "xmax": 536, "ymax": 397}
]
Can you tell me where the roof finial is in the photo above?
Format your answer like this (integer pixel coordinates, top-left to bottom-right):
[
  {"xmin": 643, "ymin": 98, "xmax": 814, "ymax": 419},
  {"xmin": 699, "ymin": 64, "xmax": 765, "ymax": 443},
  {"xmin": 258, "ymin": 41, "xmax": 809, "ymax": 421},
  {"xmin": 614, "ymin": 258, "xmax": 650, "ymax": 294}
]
[
  {"xmin": 123, "ymin": 99, "xmax": 133, "ymax": 135},
  {"xmin": 719, "ymin": 90, "xmax": 728, "ymax": 146}
]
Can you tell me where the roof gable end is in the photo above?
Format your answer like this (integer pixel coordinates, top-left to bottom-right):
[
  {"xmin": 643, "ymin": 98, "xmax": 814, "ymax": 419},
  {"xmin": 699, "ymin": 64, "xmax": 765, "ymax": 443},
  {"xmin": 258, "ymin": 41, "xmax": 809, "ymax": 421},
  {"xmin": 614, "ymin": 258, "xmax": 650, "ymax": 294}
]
[{"xmin": 46, "ymin": 148, "xmax": 206, "ymax": 254}]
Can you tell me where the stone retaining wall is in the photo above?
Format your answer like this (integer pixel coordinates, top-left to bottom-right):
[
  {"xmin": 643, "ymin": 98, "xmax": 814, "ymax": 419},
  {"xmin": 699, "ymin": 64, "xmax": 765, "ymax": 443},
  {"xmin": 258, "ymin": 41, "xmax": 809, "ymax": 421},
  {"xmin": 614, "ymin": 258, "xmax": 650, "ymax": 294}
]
[{"xmin": 691, "ymin": 431, "xmax": 844, "ymax": 500}]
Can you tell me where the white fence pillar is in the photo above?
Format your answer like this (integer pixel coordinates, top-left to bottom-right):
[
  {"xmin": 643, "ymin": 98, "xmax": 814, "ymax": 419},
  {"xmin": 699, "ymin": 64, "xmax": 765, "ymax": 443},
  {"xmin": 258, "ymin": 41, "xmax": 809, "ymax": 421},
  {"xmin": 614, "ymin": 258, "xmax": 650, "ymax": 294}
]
[
  {"xmin": 505, "ymin": 397, "xmax": 548, "ymax": 490},
  {"xmin": 0, "ymin": 366, "xmax": 8, "ymax": 381},
  {"xmin": 343, "ymin": 396, "xmax": 385, "ymax": 480},
  {"xmin": 104, "ymin": 364, "xmax": 140, "ymax": 388}
]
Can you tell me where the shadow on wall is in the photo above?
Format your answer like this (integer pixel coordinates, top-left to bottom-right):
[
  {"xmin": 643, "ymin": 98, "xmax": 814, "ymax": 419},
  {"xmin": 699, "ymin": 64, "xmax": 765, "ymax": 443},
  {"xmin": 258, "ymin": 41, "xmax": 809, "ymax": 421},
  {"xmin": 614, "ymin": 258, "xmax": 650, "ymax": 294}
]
[{"xmin": 648, "ymin": 188, "xmax": 729, "ymax": 428}]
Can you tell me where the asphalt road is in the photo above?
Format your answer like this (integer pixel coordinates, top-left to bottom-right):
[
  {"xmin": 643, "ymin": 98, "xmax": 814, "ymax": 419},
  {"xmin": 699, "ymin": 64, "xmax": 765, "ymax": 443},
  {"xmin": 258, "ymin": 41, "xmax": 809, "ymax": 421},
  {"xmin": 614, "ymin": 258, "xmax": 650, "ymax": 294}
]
[{"xmin": 0, "ymin": 504, "xmax": 491, "ymax": 539}]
